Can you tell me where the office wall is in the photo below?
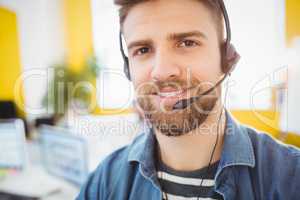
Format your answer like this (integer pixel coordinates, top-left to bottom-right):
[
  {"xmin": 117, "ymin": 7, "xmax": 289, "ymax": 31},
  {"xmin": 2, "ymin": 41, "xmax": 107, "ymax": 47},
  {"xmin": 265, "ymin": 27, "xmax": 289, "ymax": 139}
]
[
  {"xmin": 280, "ymin": 0, "xmax": 300, "ymax": 146},
  {"xmin": 0, "ymin": 0, "xmax": 65, "ymax": 119},
  {"xmin": 224, "ymin": 0, "xmax": 286, "ymax": 110},
  {"xmin": 232, "ymin": 0, "xmax": 300, "ymax": 146},
  {"xmin": 0, "ymin": 0, "xmax": 104, "ymax": 117},
  {"xmin": 63, "ymin": 0, "xmax": 132, "ymax": 115}
]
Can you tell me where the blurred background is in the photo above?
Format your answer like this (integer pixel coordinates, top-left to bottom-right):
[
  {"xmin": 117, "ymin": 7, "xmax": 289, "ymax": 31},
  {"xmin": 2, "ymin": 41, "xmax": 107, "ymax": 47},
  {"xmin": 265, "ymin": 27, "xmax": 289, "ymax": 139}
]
[{"xmin": 0, "ymin": 0, "xmax": 300, "ymax": 199}]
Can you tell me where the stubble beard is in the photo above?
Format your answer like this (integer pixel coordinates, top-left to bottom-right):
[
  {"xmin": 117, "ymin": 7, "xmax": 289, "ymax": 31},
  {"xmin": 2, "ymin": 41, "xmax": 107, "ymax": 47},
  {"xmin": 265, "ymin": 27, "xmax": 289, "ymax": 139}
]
[{"xmin": 136, "ymin": 80, "xmax": 219, "ymax": 137}]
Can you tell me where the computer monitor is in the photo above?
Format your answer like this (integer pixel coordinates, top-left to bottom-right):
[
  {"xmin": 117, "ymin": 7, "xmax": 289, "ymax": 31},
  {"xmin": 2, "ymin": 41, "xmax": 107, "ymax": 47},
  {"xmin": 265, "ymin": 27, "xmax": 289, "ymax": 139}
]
[
  {"xmin": 39, "ymin": 125, "xmax": 89, "ymax": 186},
  {"xmin": 0, "ymin": 101, "xmax": 17, "ymax": 119},
  {"xmin": 0, "ymin": 119, "xmax": 28, "ymax": 169}
]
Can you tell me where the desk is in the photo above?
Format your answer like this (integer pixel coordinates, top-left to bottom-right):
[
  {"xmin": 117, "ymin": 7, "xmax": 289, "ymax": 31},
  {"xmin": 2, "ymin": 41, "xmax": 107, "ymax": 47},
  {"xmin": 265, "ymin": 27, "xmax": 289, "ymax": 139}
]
[
  {"xmin": 0, "ymin": 142, "xmax": 80, "ymax": 200},
  {"xmin": 0, "ymin": 113, "xmax": 143, "ymax": 199}
]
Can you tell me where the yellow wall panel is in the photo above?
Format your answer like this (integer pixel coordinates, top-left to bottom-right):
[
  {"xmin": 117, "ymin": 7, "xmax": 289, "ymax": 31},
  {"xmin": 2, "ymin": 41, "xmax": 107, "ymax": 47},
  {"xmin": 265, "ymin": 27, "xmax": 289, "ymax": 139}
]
[
  {"xmin": 63, "ymin": 0, "xmax": 94, "ymax": 71},
  {"xmin": 231, "ymin": 110, "xmax": 280, "ymax": 138},
  {"xmin": 285, "ymin": 0, "xmax": 300, "ymax": 146},
  {"xmin": 231, "ymin": 110, "xmax": 300, "ymax": 147},
  {"xmin": 0, "ymin": 7, "xmax": 25, "ymax": 116},
  {"xmin": 286, "ymin": 0, "xmax": 300, "ymax": 45}
]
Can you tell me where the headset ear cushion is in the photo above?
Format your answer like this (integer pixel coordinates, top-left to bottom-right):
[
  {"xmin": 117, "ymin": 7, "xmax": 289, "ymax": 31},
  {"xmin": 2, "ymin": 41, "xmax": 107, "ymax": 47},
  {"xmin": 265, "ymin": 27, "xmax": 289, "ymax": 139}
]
[{"xmin": 223, "ymin": 43, "xmax": 240, "ymax": 74}]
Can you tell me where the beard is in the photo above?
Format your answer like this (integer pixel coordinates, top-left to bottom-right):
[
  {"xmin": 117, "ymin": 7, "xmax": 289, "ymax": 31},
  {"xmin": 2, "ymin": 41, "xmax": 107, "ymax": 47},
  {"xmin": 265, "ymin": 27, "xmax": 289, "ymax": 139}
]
[{"xmin": 136, "ymin": 77, "xmax": 219, "ymax": 137}]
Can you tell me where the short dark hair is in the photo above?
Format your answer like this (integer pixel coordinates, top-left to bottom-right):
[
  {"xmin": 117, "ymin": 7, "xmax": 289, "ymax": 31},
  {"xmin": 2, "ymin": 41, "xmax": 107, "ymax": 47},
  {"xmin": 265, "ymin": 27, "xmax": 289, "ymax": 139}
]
[{"xmin": 114, "ymin": 0, "xmax": 224, "ymax": 42}]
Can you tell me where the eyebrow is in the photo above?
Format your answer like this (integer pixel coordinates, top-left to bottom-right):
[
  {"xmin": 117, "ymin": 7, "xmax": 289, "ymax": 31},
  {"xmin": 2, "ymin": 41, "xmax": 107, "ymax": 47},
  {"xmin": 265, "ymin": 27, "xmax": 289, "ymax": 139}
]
[
  {"xmin": 127, "ymin": 31, "xmax": 207, "ymax": 51},
  {"xmin": 127, "ymin": 40, "xmax": 153, "ymax": 52},
  {"xmin": 167, "ymin": 31, "xmax": 207, "ymax": 41}
]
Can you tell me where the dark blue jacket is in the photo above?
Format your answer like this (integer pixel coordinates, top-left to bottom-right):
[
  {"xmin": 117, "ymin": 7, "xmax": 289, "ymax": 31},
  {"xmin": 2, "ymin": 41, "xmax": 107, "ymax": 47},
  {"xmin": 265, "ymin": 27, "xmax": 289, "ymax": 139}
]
[{"xmin": 77, "ymin": 111, "xmax": 300, "ymax": 200}]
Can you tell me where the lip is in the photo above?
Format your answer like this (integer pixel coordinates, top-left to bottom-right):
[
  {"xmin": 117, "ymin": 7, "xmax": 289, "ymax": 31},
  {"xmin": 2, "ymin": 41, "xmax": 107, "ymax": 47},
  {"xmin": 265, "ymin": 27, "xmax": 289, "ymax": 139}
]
[
  {"xmin": 151, "ymin": 86, "xmax": 192, "ymax": 95},
  {"xmin": 158, "ymin": 90, "xmax": 185, "ymax": 98}
]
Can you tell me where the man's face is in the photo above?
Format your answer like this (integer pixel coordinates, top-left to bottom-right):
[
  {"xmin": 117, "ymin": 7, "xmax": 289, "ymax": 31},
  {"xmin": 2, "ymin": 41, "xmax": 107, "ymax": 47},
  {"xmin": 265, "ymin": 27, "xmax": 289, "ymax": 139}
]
[{"xmin": 123, "ymin": 0, "xmax": 223, "ymax": 136}]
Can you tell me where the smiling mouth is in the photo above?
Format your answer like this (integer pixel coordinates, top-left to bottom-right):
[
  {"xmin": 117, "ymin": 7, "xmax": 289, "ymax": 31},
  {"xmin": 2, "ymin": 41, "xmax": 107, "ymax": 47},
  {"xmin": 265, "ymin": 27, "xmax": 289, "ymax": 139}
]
[
  {"xmin": 150, "ymin": 87, "xmax": 195, "ymax": 98},
  {"xmin": 158, "ymin": 90, "xmax": 185, "ymax": 98}
]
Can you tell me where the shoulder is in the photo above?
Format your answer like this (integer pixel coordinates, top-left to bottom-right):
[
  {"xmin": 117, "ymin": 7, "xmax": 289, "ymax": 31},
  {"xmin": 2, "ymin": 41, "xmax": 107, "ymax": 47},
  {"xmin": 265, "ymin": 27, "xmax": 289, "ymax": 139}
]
[
  {"xmin": 76, "ymin": 133, "xmax": 146, "ymax": 199},
  {"xmin": 245, "ymin": 125, "xmax": 300, "ymax": 160},
  {"xmin": 242, "ymin": 125, "xmax": 300, "ymax": 197}
]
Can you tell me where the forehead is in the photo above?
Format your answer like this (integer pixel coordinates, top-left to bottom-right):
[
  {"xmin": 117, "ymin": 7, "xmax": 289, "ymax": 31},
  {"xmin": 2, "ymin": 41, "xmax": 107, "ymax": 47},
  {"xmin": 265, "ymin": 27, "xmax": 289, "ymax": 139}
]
[{"xmin": 122, "ymin": 0, "xmax": 217, "ymax": 42}]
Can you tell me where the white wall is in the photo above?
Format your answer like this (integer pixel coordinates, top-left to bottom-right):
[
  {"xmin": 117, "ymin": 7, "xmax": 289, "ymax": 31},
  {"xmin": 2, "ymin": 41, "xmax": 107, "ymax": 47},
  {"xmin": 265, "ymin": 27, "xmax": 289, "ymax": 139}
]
[
  {"xmin": 92, "ymin": 0, "xmax": 134, "ymax": 109},
  {"xmin": 280, "ymin": 38, "xmax": 300, "ymax": 134},
  {"xmin": 225, "ymin": 0, "xmax": 286, "ymax": 110},
  {"xmin": 0, "ymin": 0, "xmax": 66, "ymax": 120}
]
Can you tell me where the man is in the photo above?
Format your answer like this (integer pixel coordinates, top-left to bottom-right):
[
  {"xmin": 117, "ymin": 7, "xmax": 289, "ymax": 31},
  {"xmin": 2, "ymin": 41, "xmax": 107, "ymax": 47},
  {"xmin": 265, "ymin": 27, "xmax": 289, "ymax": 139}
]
[{"xmin": 77, "ymin": 0, "xmax": 300, "ymax": 199}]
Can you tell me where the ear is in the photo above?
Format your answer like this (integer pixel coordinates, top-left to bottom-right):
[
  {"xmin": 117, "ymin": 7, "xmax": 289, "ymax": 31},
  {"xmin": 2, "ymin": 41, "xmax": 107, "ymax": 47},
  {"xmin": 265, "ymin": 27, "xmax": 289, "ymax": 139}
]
[{"xmin": 222, "ymin": 43, "xmax": 240, "ymax": 74}]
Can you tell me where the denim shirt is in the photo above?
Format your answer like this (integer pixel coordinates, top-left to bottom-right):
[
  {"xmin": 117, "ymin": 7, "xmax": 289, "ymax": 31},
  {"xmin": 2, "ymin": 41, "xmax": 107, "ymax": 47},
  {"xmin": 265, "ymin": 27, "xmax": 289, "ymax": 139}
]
[{"xmin": 77, "ymin": 111, "xmax": 300, "ymax": 200}]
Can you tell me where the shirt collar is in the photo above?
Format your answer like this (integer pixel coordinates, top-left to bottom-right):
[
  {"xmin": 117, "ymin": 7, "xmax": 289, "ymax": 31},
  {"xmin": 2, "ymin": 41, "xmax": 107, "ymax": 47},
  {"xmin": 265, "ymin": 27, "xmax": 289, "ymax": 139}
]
[
  {"xmin": 219, "ymin": 110, "xmax": 255, "ymax": 168},
  {"xmin": 128, "ymin": 126, "xmax": 157, "ymax": 178},
  {"xmin": 128, "ymin": 110, "xmax": 255, "ymax": 178}
]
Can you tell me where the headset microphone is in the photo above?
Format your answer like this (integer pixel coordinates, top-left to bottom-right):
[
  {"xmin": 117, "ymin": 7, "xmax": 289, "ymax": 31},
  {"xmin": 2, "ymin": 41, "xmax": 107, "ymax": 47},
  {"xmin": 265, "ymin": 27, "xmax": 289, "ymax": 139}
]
[{"xmin": 172, "ymin": 73, "xmax": 228, "ymax": 110}]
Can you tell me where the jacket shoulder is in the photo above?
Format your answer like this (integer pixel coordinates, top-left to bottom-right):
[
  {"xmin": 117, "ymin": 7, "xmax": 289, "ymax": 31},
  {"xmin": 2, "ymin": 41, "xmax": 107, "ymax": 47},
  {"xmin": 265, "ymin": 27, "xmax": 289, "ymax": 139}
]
[
  {"xmin": 76, "ymin": 133, "xmax": 145, "ymax": 199},
  {"xmin": 243, "ymin": 125, "xmax": 300, "ymax": 198},
  {"xmin": 245, "ymin": 125, "xmax": 300, "ymax": 158}
]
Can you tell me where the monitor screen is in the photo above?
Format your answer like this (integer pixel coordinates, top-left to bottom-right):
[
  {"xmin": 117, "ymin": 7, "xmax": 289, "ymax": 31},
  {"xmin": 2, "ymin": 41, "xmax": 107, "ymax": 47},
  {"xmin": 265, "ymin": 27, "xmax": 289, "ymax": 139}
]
[
  {"xmin": 39, "ymin": 125, "xmax": 89, "ymax": 186},
  {"xmin": 0, "ymin": 119, "xmax": 27, "ymax": 169}
]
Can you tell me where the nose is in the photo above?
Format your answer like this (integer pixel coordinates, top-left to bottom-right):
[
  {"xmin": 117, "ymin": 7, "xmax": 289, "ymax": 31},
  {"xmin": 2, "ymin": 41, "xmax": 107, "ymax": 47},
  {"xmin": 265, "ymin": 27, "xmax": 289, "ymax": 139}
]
[{"xmin": 150, "ymin": 48, "xmax": 181, "ymax": 81}]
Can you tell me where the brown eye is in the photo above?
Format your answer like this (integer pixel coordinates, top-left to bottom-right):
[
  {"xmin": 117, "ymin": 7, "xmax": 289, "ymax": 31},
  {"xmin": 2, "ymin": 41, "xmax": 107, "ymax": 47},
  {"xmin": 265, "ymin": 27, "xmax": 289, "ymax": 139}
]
[
  {"xmin": 135, "ymin": 47, "xmax": 150, "ymax": 56},
  {"xmin": 178, "ymin": 40, "xmax": 198, "ymax": 48}
]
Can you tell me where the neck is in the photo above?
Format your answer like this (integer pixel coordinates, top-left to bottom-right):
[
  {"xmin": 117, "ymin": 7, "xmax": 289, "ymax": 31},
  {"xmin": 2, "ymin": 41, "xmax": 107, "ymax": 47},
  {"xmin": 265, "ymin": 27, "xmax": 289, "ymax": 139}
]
[{"xmin": 155, "ymin": 108, "xmax": 226, "ymax": 171}]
